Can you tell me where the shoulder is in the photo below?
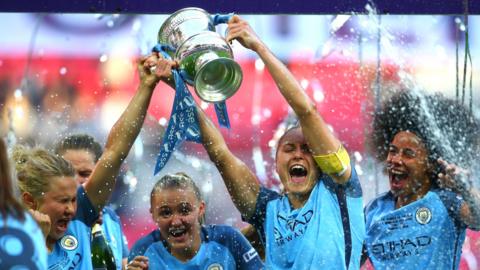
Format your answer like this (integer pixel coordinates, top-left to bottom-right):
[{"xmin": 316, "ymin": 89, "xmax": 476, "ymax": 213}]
[
  {"xmin": 364, "ymin": 192, "xmax": 392, "ymax": 215},
  {"xmin": 246, "ymin": 186, "xmax": 281, "ymax": 221},
  {"xmin": 73, "ymin": 186, "xmax": 98, "ymax": 226},
  {"xmin": 135, "ymin": 229, "xmax": 161, "ymax": 246},
  {"xmin": 204, "ymin": 225, "xmax": 240, "ymax": 242},
  {"xmin": 129, "ymin": 230, "xmax": 161, "ymax": 260},
  {"xmin": 77, "ymin": 185, "xmax": 87, "ymax": 197},
  {"xmin": 102, "ymin": 206, "xmax": 121, "ymax": 223},
  {"xmin": 321, "ymin": 162, "xmax": 362, "ymax": 198},
  {"xmin": 0, "ymin": 212, "xmax": 48, "ymax": 269},
  {"xmin": 206, "ymin": 224, "xmax": 241, "ymax": 237},
  {"xmin": 131, "ymin": 229, "xmax": 161, "ymax": 253},
  {"xmin": 430, "ymin": 189, "xmax": 465, "ymax": 221},
  {"xmin": 76, "ymin": 185, "xmax": 97, "ymax": 214},
  {"xmin": 144, "ymin": 240, "xmax": 166, "ymax": 257},
  {"xmin": 203, "ymin": 225, "xmax": 250, "ymax": 249},
  {"xmin": 430, "ymin": 189, "xmax": 460, "ymax": 205},
  {"xmin": 102, "ymin": 206, "xmax": 118, "ymax": 217},
  {"xmin": 344, "ymin": 164, "xmax": 363, "ymax": 197},
  {"xmin": 258, "ymin": 186, "xmax": 281, "ymax": 203},
  {"xmin": 1, "ymin": 211, "xmax": 44, "ymax": 237}
]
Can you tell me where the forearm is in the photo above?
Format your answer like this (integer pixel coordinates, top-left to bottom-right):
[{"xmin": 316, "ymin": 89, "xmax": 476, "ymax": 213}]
[
  {"xmin": 215, "ymin": 154, "xmax": 260, "ymax": 217},
  {"xmin": 105, "ymin": 83, "xmax": 153, "ymax": 156},
  {"xmin": 255, "ymin": 43, "xmax": 344, "ymax": 158},
  {"xmin": 254, "ymin": 44, "xmax": 313, "ymax": 115},
  {"xmin": 86, "ymin": 83, "xmax": 155, "ymax": 209},
  {"xmin": 254, "ymin": 43, "xmax": 350, "ymax": 183},
  {"xmin": 198, "ymin": 108, "xmax": 259, "ymax": 217}
]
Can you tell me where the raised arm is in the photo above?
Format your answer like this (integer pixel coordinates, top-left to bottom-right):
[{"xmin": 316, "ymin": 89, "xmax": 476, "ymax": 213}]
[
  {"xmin": 226, "ymin": 15, "xmax": 351, "ymax": 183},
  {"xmin": 127, "ymin": 52, "xmax": 260, "ymax": 219},
  {"xmin": 197, "ymin": 107, "xmax": 260, "ymax": 219},
  {"xmin": 84, "ymin": 55, "xmax": 173, "ymax": 211},
  {"xmin": 437, "ymin": 159, "xmax": 480, "ymax": 229}
]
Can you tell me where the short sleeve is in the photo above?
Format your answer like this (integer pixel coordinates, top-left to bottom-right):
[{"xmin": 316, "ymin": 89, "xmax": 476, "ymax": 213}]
[
  {"xmin": 104, "ymin": 207, "xmax": 130, "ymax": 258},
  {"xmin": 122, "ymin": 234, "xmax": 129, "ymax": 258},
  {"xmin": 322, "ymin": 162, "xmax": 362, "ymax": 198},
  {"xmin": 208, "ymin": 225, "xmax": 264, "ymax": 270},
  {"xmin": 243, "ymin": 186, "xmax": 279, "ymax": 243},
  {"xmin": 435, "ymin": 189, "xmax": 469, "ymax": 230},
  {"xmin": 75, "ymin": 186, "xmax": 98, "ymax": 227},
  {"xmin": 128, "ymin": 229, "xmax": 160, "ymax": 261}
]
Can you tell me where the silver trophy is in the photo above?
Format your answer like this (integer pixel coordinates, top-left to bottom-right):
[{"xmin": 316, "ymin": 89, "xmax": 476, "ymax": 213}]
[{"xmin": 158, "ymin": 7, "xmax": 242, "ymax": 103}]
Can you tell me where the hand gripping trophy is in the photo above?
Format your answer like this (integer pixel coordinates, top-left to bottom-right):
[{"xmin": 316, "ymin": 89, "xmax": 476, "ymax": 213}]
[
  {"xmin": 156, "ymin": 7, "xmax": 242, "ymax": 102},
  {"xmin": 153, "ymin": 7, "xmax": 242, "ymax": 174}
]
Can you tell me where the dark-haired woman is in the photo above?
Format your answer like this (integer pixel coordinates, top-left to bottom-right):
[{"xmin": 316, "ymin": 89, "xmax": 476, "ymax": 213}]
[
  {"xmin": 364, "ymin": 90, "xmax": 480, "ymax": 269},
  {"xmin": 55, "ymin": 133, "xmax": 129, "ymax": 270}
]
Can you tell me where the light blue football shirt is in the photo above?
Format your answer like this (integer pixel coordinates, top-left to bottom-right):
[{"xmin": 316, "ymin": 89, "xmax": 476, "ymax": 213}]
[
  {"xmin": 0, "ymin": 211, "xmax": 48, "ymax": 269},
  {"xmin": 365, "ymin": 189, "xmax": 468, "ymax": 270},
  {"xmin": 128, "ymin": 228, "xmax": 161, "ymax": 261},
  {"xmin": 102, "ymin": 206, "xmax": 129, "ymax": 270},
  {"xmin": 144, "ymin": 225, "xmax": 264, "ymax": 270},
  {"xmin": 47, "ymin": 186, "xmax": 98, "ymax": 270},
  {"xmin": 248, "ymin": 167, "xmax": 365, "ymax": 269}
]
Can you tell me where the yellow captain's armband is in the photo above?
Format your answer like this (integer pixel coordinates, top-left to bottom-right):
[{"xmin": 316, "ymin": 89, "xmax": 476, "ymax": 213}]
[{"xmin": 313, "ymin": 145, "xmax": 350, "ymax": 176}]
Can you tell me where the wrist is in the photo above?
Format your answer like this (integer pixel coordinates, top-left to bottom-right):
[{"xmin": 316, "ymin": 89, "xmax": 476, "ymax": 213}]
[
  {"xmin": 252, "ymin": 41, "xmax": 268, "ymax": 54},
  {"xmin": 140, "ymin": 80, "xmax": 159, "ymax": 91}
]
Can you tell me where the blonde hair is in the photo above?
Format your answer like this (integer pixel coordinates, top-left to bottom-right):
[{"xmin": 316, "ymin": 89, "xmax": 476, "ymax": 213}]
[
  {"xmin": 0, "ymin": 139, "xmax": 25, "ymax": 221},
  {"xmin": 12, "ymin": 144, "xmax": 75, "ymax": 200},
  {"xmin": 150, "ymin": 172, "xmax": 203, "ymax": 202}
]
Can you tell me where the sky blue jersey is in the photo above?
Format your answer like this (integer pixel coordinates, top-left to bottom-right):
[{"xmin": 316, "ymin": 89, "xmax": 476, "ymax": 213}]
[
  {"xmin": 128, "ymin": 228, "xmax": 161, "ymax": 261},
  {"xmin": 0, "ymin": 212, "xmax": 48, "ymax": 269},
  {"xmin": 247, "ymin": 167, "xmax": 365, "ymax": 270},
  {"xmin": 365, "ymin": 189, "xmax": 471, "ymax": 270},
  {"xmin": 47, "ymin": 186, "xmax": 98, "ymax": 270},
  {"xmin": 144, "ymin": 225, "xmax": 264, "ymax": 270},
  {"xmin": 102, "ymin": 206, "xmax": 129, "ymax": 270}
]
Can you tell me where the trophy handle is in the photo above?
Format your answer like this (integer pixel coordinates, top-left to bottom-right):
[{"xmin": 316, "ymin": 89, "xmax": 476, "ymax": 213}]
[{"xmin": 211, "ymin": 13, "xmax": 234, "ymax": 25}]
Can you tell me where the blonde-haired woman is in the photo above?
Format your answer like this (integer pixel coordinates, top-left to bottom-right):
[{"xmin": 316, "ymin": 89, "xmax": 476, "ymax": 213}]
[
  {"xmin": 13, "ymin": 53, "xmax": 170, "ymax": 269},
  {"xmin": 13, "ymin": 144, "xmax": 85, "ymax": 266},
  {"xmin": 0, "ymin": 139, "xmax": 47, "ymax": 269},
  {"xmin": 127, "ymin": 172, "xmax": 264, "ymax": 270}
]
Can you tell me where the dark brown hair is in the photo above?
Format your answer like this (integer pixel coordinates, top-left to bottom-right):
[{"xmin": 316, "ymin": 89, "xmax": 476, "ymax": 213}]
[
  {"xmin": 55, "ymin": 134, "xmax": 103, "ymax": 162},
  {"xmin": 371, "ymin": 90, "xmax": 480, "ymax": 182}
]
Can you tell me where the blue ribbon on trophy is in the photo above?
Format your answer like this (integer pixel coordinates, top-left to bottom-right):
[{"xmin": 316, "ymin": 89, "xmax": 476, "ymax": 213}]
[
  {"xmin": 153, "ymin": 8, "xmax": 242, "ymax": 175},
  {"xmin": 211, "ymin": 13, "xmax": 234, "ymax": 129},
  {"xmin": 153, "ymin": 44, "xmax": 201, "ymax": 175}
]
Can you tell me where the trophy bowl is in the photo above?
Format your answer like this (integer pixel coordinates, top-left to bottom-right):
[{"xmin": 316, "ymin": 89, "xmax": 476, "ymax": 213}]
[
  {"xmin": 158, "ymin": 7, "xmax": 215, "ymax": 54},
  {"xmin": 158, "ymin": 7, "xmax": 243, "ymax": 103}
]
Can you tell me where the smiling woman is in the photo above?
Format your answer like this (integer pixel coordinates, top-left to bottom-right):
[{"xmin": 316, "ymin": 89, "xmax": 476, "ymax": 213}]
[
  {"xmin": 386, "ymin": 131, "xmax": 431, "ymax": 205},
  {"xmin": 126, "ymin": 172, "xmax": 264, "ymax": 270},
  {"xmin": 364, "ymin": 90, "xmax": 480, "ymax": 270},
  {"xmin": 195, "ymin": 15, "xmax": 365, "ymax": 270}
]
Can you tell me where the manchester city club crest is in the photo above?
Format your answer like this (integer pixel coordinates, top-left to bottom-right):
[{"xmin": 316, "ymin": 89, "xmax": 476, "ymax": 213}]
[
  {"xmin": 207, "ymin": 263, "xmax": 223, "ymax": 270},
  {"xmin": 60, "ymin": 235, "xmax": 78, "ymax": 250},
  {"xmin": 415, "ymin": 207, "xmax": 432, "ymax": 225}
]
